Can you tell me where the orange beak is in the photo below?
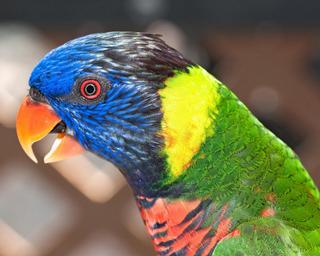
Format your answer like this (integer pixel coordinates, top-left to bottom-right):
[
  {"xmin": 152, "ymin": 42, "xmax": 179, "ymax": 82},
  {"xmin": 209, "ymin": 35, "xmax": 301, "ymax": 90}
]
[{"xmin": 16, "ymin": 96, "xmax": 84, "ymax": 163}]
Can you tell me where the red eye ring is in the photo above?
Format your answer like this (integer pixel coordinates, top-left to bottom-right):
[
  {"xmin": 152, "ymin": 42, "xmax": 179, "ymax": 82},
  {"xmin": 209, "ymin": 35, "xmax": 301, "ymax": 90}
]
[{"xmin": 80, "ymin": 79, "xmax": 101, "ymax": 99}]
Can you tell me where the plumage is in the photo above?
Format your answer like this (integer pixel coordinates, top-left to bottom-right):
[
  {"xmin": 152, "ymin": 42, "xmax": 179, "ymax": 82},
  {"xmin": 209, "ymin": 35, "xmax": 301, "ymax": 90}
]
[{"xmin": 16, "ymin": 32, "xmax": 320, "ymax": 255}]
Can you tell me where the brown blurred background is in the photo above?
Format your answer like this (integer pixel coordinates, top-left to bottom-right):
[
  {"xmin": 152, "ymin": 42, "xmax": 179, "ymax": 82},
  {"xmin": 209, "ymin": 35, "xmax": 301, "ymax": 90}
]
[{"xmin": 0, "ymin": 0, "xmax": 319, "ymax": 255}]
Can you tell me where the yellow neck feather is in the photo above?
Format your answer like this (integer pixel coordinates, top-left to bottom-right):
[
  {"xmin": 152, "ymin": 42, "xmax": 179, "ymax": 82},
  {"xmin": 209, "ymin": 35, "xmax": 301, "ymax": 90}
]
[{"xmin": 159, "ymin": 66, "xmax": 221, "ymax": 177}]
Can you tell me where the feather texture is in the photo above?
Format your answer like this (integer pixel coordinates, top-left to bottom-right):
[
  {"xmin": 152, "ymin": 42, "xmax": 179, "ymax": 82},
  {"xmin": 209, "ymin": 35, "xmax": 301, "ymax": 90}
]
[{"xmin": 26, "ymin": 32, "xmax": 320, "ymax": 255}]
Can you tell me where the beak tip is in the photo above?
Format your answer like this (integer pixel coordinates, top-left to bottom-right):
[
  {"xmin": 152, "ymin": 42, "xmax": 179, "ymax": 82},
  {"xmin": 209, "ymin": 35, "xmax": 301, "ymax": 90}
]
[
  {"xmin": 24, "ymin": 151, "xmax": 38, "ymax": 164},
  {"xmin": 43, "ymin": 155, "xmax": 54, "ymax": 164},
  {"xmin": 17, "ymin": 132, "xmax": 38, "ymax": 164},
  {"xmin": 24, "ymin": 147, "xmax": 38, "ymax": 164}
]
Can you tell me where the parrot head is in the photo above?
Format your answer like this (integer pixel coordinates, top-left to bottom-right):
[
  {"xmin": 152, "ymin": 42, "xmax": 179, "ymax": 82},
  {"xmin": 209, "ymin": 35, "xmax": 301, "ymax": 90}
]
[{"xmin": 16, "ymin": 32, "xmax": 193, "ymax": 195}]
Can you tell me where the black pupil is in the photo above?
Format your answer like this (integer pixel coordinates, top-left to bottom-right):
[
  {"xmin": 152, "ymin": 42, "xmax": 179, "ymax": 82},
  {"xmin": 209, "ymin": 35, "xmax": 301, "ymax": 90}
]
[{"xmin": 85, "ymin": 84, "xmax": 96, "ymax": 95}]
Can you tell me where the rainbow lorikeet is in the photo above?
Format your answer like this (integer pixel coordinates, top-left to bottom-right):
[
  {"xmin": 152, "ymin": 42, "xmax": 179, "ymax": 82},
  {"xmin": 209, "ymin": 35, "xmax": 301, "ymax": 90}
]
[{"xmin": 16, "ymin": 32, "xmax": 320, "ymax": 255}]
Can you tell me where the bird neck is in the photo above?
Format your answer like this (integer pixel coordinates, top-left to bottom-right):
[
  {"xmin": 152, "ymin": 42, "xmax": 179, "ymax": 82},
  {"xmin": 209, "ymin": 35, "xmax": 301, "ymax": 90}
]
[
  {"xmin": 128, "ymin": 67, "xmax": 320, "ymax": 255},
  {"xmin": 118, "ymin": 65, "xmax": 222, "ymax": 197},
  {"xmin": 133, "ymin": 81, "xmax": 295, "ymax": 255}
]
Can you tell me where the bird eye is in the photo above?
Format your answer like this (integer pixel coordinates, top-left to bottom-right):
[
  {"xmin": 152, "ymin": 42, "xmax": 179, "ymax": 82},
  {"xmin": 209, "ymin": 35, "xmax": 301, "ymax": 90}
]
[{"xmin": 80, "ymin": 79, "xmax": 101, "ymax": 99}]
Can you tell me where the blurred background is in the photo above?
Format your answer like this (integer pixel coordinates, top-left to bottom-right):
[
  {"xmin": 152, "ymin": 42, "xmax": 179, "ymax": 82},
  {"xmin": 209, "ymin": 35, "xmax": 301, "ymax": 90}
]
[{"xmin": 0, "ymin": 0, "xmax": 319, "ymax": 255}]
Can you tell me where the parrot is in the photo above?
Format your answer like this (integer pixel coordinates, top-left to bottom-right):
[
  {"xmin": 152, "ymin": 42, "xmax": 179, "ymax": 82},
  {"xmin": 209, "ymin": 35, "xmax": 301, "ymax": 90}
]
[{"xmin": 16, "ymin": 32, "xmax": 320, "ymax": 256}]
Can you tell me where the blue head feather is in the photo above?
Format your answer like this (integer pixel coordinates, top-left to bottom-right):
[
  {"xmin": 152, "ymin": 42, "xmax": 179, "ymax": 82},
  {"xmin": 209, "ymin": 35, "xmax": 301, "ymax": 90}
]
[{"xmin": 29, "ymin": 32, "xmax": 192, "ymax": 195}]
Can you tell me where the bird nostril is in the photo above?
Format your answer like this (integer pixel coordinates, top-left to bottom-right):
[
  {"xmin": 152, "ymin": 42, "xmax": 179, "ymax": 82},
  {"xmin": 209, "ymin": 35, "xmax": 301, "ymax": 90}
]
[{"xmin": 29, "ymin": 87, "xmax": 47, "ymax": 103}]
